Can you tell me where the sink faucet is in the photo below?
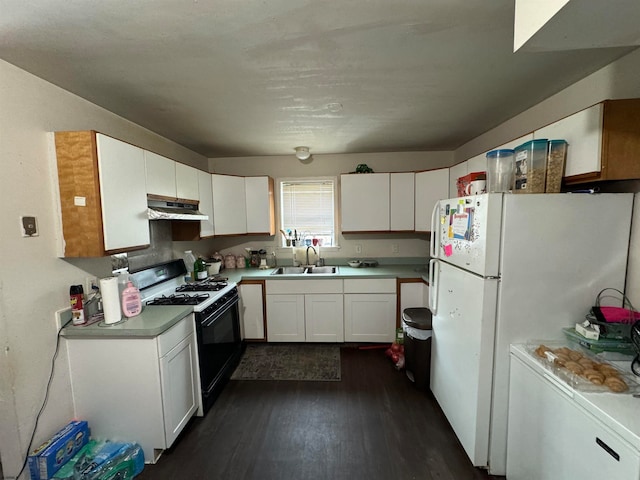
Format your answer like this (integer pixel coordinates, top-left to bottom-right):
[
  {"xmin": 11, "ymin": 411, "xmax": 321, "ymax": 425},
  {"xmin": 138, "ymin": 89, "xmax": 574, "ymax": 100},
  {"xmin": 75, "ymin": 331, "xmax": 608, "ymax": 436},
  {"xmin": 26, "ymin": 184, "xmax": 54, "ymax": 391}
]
[{"xmin": 306, "ymin": 246, "xmax": 317, "ymax": 266}]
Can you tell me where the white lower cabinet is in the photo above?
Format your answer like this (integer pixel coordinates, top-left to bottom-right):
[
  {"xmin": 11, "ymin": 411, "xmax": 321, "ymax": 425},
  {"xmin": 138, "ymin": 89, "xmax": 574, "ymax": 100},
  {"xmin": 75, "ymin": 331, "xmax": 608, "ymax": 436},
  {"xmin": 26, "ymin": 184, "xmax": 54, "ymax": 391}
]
[
  {"xmin": 305, "ymin": 294, "xmax": 344, "ymax": 342},
  {"xmin": 239, "ymin": 282, "xmax": 266, "ymax": 340},
  {"xmin": 344, "ymin": 278, "xmax": 397, "ymax": 342},
  {"xmin": 66, "ymin": 315, "xmax": 199, "ymax": 463},
  {"xmin": 344, "ymin": 294, "xmax": 397, "ymax": 342},
  {"xmin": 265, "ymin": 280, "xmax": 344, "ymax": 342},
  {"xmin": 507, "ymin": 350, "xmax": 640, "ymax": 479},
  {"xmin": 266, "ymin": 294, "xmax": 306, "ymax": 342}
]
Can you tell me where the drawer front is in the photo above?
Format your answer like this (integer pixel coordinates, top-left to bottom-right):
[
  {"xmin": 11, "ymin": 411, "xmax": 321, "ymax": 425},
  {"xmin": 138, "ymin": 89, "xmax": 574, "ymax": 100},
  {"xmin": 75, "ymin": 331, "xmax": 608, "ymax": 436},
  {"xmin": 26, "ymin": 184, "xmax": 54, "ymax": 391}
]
[
  {"xmin": 344, "ymin": 278, "xmax": 396, "ymax": 294},
  {"xmin": 158, "ymin": 315, "xmax": 194, "ymax": 357},
  {"xmin": 266, "ymin": 279, "xmax": 343, "ymax": 294}
]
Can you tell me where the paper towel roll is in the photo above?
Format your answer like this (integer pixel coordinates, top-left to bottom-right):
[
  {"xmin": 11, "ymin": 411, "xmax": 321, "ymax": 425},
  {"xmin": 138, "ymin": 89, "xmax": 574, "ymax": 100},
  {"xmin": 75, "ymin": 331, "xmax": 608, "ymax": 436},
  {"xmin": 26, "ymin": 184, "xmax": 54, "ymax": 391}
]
[{"xmin": 100, "ymin": 276, "xmax": 121, "ymax": 325}]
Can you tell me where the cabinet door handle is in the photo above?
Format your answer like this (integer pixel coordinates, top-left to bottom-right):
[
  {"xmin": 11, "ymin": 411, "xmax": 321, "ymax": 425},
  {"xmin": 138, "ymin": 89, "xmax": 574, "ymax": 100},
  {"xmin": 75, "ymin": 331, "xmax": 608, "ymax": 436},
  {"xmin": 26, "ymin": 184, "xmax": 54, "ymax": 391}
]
[{"xmin": 596, "ymin": 437, "xmax": 620, "ymax": 461}]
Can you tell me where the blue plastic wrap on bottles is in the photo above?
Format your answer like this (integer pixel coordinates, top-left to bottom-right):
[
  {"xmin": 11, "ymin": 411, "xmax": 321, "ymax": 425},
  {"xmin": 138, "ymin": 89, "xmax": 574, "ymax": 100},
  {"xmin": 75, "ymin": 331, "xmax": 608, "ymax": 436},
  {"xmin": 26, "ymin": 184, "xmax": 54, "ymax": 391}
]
[{"xmin": 53, "ymin": 440, "xmax": 144, "ymax": 480}]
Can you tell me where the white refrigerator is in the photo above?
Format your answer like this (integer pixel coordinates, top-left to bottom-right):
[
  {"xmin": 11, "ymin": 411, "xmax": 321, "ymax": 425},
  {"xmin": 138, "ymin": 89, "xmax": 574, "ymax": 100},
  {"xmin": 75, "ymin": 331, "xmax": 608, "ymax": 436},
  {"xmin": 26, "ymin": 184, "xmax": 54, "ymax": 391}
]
[{"xmin": 427, "ymin": 193, "xmax": 634, "ymax": 476}]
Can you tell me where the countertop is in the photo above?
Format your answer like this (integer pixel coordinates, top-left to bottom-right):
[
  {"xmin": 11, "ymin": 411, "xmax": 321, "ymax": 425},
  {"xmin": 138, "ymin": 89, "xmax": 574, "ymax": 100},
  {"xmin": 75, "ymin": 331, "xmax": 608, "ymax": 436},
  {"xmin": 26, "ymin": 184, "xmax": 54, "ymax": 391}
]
[
  {"xmin": 61, "ymin": 305, "xmax": 192, "ymax": 339},
  {"xmin": 61, "ymin": 263, "xmax": 428, "ymax": 339},
  {"xmin": 221, "ymin": 264, "xmax": 430, "ymax": 283},
  {"xmin": 511, "ymin": 343, "xmax": 640, "ymax": 451}
]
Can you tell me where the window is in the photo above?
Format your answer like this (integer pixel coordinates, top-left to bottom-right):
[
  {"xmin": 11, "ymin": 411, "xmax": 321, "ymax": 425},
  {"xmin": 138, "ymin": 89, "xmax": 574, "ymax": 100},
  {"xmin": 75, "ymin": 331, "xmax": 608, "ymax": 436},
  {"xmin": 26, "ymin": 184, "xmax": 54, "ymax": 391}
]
[{"xmin": 278, "ymin": 177, "xmax": 337, "ymax": 247}]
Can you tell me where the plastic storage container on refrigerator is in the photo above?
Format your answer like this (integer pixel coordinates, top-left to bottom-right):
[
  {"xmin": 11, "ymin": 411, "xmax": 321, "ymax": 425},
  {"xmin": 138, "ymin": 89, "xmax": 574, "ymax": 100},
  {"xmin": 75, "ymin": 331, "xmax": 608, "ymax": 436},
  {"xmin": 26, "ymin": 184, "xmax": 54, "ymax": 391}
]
[
  {"xmin": 486, "ymin": 149, "xmax": 515, "ymax": 193},
  {"xmin": 545, "ymin": 140, "xmax": 568, "ymax": 193},
  {"xmin": 514, "ymin": 139, "xmax": 548, "ymax": 193}
]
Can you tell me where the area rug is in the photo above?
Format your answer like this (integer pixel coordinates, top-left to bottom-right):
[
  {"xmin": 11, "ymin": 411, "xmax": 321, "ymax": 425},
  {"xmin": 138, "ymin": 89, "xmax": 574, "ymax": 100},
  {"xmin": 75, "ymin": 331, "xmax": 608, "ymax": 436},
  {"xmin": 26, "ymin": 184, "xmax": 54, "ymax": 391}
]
[{"xmin": 231, "ymin": 343, "xmax": 341, "ymax": 381}]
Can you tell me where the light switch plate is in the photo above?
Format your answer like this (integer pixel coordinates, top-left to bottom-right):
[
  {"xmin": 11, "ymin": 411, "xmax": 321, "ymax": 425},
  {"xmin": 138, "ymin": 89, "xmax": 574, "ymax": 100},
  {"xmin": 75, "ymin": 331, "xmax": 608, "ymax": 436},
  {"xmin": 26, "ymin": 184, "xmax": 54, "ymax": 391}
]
[{"xmin": 20, "ymin": 216, "xmax": 38, "ymax": 237}]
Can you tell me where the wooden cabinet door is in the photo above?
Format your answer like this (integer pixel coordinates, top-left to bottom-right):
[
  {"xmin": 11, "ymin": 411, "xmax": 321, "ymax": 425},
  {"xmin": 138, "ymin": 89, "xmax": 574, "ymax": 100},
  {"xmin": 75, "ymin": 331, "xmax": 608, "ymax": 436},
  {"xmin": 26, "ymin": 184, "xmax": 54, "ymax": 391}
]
[
  {"xmin": 145, "ymin": 150, "xmax": 177, "ymax": 197},
  {"xmin": 415, "ymin": 169, "xmax": 449, "ymax": 232},
  {"xmin": 305, "ymin": 294, "xmax": 344, "ymax": 342},
  {"xmin": 212, "ymin": 174, "xmax": 247, "ymax": 235},
  {"xmin": 96, "ymin": 133, "xmax": 150, "ymax": 252},
  {"xmin": 239, "ymin": 283, "xmax": 266, "ymax": 340},
  {"xmin": 390, "ymin": 172, "xmax": 415, "ymax": 231},
  {"xmin": 266, "ymin": 294, "xmax": 305, "ymax": 342},
  {"xmin": 245, "ymin": 176, "xmax": 275, "ymax": 234},
  {"xmin": 175, "ymin": 163, "xmax": 199, "ymax": 201},
  {"xmin": 340, "ymin": 173, "xmax": 390, "ymax": 232},
  {"xmin": 344, "ymin": 294, "xmax": 396, "ymax": 342},
  {"xmin": 197, "ymin": 170, "xmax": 214, "ymax": 238},
  {"xmin": 159, "ymin": 334, "xmax": 198, "ymax": 448}
]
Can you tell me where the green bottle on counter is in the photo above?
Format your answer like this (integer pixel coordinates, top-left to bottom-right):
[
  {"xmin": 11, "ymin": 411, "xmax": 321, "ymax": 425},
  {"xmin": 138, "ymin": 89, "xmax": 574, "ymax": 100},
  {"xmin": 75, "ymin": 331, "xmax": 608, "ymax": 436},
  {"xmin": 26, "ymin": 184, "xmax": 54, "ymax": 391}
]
[{"xmin": 194, "ymin": 257, "xmax": 207, "ymax": 281}]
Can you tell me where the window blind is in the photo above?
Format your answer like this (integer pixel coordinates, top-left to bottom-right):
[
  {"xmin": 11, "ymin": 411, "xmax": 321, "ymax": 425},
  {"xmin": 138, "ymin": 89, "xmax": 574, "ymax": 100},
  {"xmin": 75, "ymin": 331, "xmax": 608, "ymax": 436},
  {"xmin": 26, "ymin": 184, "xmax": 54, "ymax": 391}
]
[{"xmin": 280, "ymin": 180, "xmax": 335, "ymax": 246}]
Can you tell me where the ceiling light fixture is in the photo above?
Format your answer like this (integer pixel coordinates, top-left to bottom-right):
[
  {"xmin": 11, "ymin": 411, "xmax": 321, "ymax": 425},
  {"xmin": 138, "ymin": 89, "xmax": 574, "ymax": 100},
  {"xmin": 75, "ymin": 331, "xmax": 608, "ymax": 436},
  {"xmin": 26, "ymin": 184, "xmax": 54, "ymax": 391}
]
[
  {"xmin": 327, "ymin": 102, "xmax": 343, "ymax": 113},
  {"xmin": 294, "ymin": 146, "xmax": 311, "ymax": 161}
]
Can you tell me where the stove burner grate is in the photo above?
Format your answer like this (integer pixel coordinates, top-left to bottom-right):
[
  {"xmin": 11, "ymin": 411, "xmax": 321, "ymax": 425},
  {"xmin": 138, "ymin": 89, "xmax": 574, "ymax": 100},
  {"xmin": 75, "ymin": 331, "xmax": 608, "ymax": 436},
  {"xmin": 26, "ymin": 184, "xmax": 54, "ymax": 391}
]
[
  {"xmin": 147, "ymin": 293, "xmax": 210, "ymax": 306},
  {"xmin": 176, "ymin": 281, "xmax": 228, "ymax": 292}
]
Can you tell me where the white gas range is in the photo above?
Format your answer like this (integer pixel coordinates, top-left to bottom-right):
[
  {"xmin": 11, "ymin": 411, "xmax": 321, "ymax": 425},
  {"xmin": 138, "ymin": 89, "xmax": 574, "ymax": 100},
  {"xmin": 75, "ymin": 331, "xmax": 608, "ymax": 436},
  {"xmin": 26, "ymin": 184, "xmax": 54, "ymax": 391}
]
[{"xmin": 131, "ymin": 260, "xmax": 243, "ymax": 413}]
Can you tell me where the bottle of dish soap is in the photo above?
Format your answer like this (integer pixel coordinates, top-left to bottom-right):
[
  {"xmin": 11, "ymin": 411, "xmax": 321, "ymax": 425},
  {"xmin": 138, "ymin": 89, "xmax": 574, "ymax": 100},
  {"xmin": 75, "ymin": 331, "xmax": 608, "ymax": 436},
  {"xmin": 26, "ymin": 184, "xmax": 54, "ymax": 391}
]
[{"xmin": 121, "ymin": 281, "xmax": 142, "ymax": 318}]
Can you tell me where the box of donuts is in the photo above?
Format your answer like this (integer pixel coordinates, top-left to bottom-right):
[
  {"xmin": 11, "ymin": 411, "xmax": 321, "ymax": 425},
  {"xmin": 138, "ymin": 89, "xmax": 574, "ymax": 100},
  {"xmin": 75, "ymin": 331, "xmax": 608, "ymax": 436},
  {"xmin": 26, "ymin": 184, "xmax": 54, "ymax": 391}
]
[{"xmin": 527, "ymin": 342, "xmax": 639, "ymax": 394}]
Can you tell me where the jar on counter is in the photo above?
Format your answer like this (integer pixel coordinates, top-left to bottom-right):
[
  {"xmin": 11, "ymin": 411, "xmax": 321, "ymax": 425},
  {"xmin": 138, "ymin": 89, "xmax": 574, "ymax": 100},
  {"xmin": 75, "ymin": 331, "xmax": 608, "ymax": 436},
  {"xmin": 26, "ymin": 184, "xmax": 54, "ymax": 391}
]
[
  {"xmin": 224, "ymin": 254, "xmax": 237, "ymax": 269},
  {"xmin": 236, "ymin": 255, "xmax": 246, "ymax": 269}
]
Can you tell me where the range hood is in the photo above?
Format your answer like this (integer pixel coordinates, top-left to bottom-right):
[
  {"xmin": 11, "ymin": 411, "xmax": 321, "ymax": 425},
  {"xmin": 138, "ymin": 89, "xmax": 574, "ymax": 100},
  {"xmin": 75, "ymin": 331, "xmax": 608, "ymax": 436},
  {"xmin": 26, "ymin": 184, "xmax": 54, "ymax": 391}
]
[{"xmin": 147, "ymin": 198, "xmax": 209, "ymax": 221}]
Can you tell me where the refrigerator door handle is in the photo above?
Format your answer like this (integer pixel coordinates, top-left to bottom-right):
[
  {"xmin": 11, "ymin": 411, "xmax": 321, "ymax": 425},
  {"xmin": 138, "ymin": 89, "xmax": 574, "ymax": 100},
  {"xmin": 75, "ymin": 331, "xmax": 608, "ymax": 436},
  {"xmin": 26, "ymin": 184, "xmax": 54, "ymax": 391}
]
[
  {"xmin": 430, "ymin": 200, "xmax": 440, "ymax": 258},
  {"xmin": 428, "ymin": 258, "xmax": 439, "ymax": 315}
]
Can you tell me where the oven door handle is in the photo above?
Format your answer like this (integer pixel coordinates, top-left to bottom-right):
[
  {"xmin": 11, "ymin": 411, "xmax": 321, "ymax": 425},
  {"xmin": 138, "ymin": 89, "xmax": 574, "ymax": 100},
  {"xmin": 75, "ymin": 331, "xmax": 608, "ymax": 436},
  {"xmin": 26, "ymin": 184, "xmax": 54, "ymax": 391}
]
[{"xmin": 201, "ymin": 294, "xmax": 239, "ymax": 328}]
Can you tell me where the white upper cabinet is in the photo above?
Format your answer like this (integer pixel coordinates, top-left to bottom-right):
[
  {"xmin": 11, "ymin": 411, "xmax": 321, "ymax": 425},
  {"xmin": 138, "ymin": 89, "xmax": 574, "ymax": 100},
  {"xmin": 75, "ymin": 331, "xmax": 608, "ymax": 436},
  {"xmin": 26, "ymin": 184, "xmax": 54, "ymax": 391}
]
[
  {"xmin": 341, "ymin": 173, "xmax": 390, "ymax": 232},
  {"xmin": 175, "ymin": 163, "xmax": 199, "ymax": 201},
  {"xmin": 448, "ymin": 161, "xmax": 468, "ymax": 198},
  {"xmin": 197, "ymin": 170, "xmax": 214, "ymax": 237},
  {"xmin": 497, "ymin": 133, "xmax": 534, "ymax": 151},
  {"xmin": 145, "ymin": 151, "xmax": 200, "ymax": 201},
  {"xmin": 390, "ymin": 172, "xmax": 415, "ymax": 231},
  {"xmin": 145, "ymin": 151, "xmax": 176, "ymax": 197},
  {"xmin": 534, "ymin": 104, "xmax": 602, "ymax": 178},
  {"xmin": 540, "ymin": 99, "xmax": 640, "ymax": 184},
  {"xmin": 467, "ymin": 152, "xmax": 487, "ymax": 174},
  {"xmin": 415, "ymin": 168, "xmax": 449, "ymax": 232},
  {"xmin": 212, "ymin": 174, "xmax": 247, "ymax": 235},
  {"xmin": 96, "ymin": 133, "xmax": 150, "ymax": 252},
  {"xmin": 245, "ymin": 176, "xmax": 275, "ymax": 235}
]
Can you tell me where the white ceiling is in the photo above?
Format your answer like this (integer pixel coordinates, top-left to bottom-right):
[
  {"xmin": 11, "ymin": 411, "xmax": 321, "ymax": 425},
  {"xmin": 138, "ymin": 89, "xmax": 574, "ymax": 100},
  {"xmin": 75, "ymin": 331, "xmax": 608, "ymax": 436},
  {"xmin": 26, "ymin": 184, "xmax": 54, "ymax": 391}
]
[{"xmin": 0, "ymin": 0, "xmax": 634, "ymax": 158}]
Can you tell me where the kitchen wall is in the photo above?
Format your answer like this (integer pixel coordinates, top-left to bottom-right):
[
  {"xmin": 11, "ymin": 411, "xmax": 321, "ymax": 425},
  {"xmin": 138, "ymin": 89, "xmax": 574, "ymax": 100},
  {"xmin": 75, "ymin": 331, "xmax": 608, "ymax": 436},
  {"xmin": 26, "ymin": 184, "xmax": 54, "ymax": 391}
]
[
  {"xmin": 3, "ymin": 42, "xmax": 640, "ymax": 480},
  {"xmin": 0, "ymin": 59, "xmax": 209, "ymax": 478}
]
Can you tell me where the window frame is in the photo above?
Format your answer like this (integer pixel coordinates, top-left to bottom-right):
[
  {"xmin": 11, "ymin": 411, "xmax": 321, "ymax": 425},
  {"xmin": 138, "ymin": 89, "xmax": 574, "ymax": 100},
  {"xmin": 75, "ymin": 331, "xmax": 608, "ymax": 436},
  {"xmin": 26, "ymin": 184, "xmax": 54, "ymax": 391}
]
[{"xmin": 275, "ymin": 176, "xmax": 340, "ymax": 251}]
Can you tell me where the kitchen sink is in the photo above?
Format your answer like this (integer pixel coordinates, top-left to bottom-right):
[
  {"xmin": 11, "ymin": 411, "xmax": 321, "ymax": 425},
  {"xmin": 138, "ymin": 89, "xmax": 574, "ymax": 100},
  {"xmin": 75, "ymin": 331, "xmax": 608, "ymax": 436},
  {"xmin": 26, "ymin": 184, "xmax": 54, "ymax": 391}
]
[
  {"xmin": 270, "ymin": 266, "xmax": 339, "ymax": 275},
  {"xmin": 271, "ymin": 267, "xmax": 306, "ymax": 275},
  {"xmin": 305, "ymin": 266, "xmax": 338, "ymax": 274}
]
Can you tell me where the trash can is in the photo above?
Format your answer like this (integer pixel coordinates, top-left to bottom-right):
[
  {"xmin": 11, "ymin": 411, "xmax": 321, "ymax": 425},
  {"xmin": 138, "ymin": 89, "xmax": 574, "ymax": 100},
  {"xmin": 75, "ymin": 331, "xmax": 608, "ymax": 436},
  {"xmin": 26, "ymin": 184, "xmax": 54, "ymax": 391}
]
[{"xmin": 402, "ymin": 307, "xmax": 433, "ymax": 391}]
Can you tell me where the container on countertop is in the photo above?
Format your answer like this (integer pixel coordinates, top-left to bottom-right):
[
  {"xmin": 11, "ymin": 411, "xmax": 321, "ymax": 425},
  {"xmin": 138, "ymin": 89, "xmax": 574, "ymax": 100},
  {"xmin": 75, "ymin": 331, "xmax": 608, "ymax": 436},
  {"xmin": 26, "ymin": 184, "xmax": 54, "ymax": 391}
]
[{"xmin": 70, "ymin": 285, "xmax": 85, "ymax": 325}]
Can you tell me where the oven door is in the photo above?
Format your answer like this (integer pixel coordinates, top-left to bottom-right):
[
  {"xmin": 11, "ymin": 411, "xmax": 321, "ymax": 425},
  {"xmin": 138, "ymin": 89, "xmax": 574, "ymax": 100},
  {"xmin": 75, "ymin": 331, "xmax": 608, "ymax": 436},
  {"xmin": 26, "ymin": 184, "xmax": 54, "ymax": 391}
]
[{"xmin": 196, "ymin": 288, "xmax": 242, "ymax": 410}]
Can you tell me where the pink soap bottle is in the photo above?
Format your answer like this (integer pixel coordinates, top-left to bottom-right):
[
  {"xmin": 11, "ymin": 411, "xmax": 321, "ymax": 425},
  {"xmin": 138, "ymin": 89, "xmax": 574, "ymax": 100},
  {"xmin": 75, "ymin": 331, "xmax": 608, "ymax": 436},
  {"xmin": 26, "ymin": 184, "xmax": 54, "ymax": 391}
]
[{"xmin": 121, "ymin": 281, "xmax": 142, "ymax": 317}]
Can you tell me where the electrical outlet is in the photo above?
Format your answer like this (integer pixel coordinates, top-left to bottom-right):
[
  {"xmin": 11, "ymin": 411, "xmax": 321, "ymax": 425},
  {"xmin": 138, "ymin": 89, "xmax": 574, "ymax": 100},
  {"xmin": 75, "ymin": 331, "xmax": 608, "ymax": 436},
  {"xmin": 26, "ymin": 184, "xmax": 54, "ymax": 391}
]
[
  {"xmin": 355, "ymin": 244, "xmax": 362, "ymax": 254},
  {"xmin": 391, "ymin": 243, "xmax": 399, "ymax": 254},
  {"xmin": 85, "ymin": 276, "xmax": 99, "ymax": 294},
  {"xmin": 55, "ymin": 307, "xmax": 72, "ymax": 330}
]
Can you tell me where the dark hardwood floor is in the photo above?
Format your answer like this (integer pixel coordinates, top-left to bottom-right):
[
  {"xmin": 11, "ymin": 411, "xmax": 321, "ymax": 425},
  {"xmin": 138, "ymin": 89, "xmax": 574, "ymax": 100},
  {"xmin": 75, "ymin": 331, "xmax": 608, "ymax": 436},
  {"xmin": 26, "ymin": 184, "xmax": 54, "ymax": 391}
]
[{"xmin": 138, "ymin": 346, "xmax": 504, "ymax": 480}]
